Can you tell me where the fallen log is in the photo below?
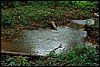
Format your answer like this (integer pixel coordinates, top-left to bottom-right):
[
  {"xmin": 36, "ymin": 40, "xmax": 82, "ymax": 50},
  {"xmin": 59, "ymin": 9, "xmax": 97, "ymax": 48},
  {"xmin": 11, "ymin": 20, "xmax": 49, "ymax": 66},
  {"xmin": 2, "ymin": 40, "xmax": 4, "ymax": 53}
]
[{"xmin": 1, "ymin": 50, "xmax": 43, "ymax": 57}]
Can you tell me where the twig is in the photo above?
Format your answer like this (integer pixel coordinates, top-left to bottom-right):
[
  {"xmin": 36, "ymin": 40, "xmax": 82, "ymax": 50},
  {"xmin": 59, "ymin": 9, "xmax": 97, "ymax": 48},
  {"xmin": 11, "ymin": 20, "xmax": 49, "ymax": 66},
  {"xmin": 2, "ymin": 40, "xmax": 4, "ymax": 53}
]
[
  {"xmin": 59, "ymin": 61, "xmax": 70, "ymax": 66},
  {"xmin": 80, "ymin": 56, "xmax": 87, "ymax": 64},
  {"xmin": 1, "ymin": 50, "xmax": 43, "ymax": 57}
]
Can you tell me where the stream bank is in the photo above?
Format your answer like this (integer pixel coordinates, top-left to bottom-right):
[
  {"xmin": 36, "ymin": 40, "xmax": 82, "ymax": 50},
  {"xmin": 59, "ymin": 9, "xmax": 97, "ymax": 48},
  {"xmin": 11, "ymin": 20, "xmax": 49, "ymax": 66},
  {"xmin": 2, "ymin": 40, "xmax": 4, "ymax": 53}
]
[{"xmin": 1, "ymin": 18, "xmax": 99, "ymax": 56}]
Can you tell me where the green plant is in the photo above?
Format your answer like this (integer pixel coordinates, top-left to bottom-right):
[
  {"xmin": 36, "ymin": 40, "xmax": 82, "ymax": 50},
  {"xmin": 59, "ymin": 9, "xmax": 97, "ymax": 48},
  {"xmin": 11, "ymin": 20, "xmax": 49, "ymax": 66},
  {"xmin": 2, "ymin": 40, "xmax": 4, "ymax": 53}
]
[
  {"xmin": 1, "ymin": 12, "xmax": 15, "ymax": 27},
  {"xmin": 5, "ymin": 56, "xmax": 32, "ymax": 66},
  {"xmin": 35, "ymin": 45, "xmax": 99, "ymax": 66},
  {"xmin": 76, "ymin": 1, "xmax": 98, "ymax": 10},
  {"xmin": 67, "ymin": 45, "xmax": 99, "ymax": 66},
  {"xmin": 1, "ymin": 5, "xmax": 66, "ymax": 27},
  {"xmin": 1, "ymin": 1, "xmax": 98, "ymax": 28}
]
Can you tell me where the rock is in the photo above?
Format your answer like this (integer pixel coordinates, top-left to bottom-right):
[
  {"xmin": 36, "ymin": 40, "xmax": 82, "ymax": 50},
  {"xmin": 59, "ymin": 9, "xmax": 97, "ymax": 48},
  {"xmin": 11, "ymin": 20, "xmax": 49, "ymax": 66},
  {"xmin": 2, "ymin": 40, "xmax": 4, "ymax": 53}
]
[
  {"xmin": 94, "ymin": 13, "xmax": 99, "ymax": 18},
  {"xmin": 71, "ymin": 19, "xmax": 95, "ymax": 26},
  {"xmin": 77, "ymin": 30, "xmax": 87, "ymax": 38}
]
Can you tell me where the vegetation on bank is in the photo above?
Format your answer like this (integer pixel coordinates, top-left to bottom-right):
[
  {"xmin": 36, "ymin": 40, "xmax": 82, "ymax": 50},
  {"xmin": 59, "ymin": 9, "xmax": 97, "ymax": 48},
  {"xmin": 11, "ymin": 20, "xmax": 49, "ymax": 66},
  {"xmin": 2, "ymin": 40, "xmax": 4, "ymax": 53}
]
[
  {"xmin": 1, "ymin": 45, "xmax": 99, "ymax": 66},
  {"xmin": 1, "ymin": 1, "xmax": 99, "ymax": 27},
  {"xmin": 35, "ymin": 45, "xmax": 99, "ymax": 66}
]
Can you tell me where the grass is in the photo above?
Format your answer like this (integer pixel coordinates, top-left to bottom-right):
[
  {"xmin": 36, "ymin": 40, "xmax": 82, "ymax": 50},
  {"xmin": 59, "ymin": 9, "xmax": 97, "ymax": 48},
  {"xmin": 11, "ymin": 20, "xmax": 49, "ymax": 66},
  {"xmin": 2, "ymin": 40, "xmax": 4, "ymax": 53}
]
[
  {"xmin": 34, "ymin": 45, "xmax": 99, "ymax": 66},
  {"xmin": 1, "ymin": 55, "xmax": 32, "ymax": 66},
  {"xmin": 1, "ymin": 5, "xmax": 65, "ymax": 27},
  {"xmin": 1, "ymin": 1, "xmax": 99, "ymax": 28},
  {"xmin": 1, "ymin": 45, "xmax": 99, "ymax": 66}
]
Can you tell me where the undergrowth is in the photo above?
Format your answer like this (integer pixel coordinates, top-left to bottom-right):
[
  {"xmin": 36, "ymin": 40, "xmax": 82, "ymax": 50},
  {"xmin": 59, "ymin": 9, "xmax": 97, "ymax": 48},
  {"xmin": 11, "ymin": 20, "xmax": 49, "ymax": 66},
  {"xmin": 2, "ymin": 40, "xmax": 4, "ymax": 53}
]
[
  {"xmin": 1, "ymin": 1, "xmax": 99, "ymax": 27},
  {"xmin": 34, "ymin": 45, "xmax": 99, "ymax": 66},
  {"xmin": 1, "ymin": 45, "xmax": 99, "ymax": 66}
]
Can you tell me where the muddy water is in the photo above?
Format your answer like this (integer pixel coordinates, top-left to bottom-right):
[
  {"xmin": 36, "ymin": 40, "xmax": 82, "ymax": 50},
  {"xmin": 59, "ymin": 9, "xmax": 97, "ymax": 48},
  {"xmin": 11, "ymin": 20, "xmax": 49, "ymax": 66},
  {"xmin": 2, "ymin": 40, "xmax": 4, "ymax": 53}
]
[{"xmin": 1, "ymin": 26, "xmax": 87, "ymax": 56}]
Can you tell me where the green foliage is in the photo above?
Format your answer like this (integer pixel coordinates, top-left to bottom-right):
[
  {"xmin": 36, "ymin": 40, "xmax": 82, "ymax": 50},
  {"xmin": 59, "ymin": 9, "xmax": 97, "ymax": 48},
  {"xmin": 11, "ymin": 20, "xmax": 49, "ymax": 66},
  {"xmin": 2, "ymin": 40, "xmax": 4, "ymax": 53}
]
[
  {"xmin": 1, "ymin": 11, "xmax": 15, "ymax": 27},
  {"xmin": 67, "ymin": 45, "xmax": 99, "ymax": 66},
  {"xmin": 3, "ymin": 56, "xmax": 32, "ymax": 66},
  {"xmin": 1, "ymin": 1, "xmax": 14, "ymax": 8},
  {"xmin": 1, "ymin": 5, "xmax": 65, "ymax": 27},
  {"xmin": 1, "ymin": 1, "xmax": 28, "ymax": 8},
  {"xmin": 35, "ymin": 45, "xmax": 99, "ymax": 66},
  {"xmin": 76, "ymin": 1, "xmax": 98, "ymax": 10},
  {"xmin": 1, "ymin": 1, "xmax": 98, "ymax": 9},
  {"xmin": 1, "ymin": 1, "xmax": 98, "ymax": 27},
  {"xmin": 1, "ymin": 45, "xmax": 99, "ymax": 66}
]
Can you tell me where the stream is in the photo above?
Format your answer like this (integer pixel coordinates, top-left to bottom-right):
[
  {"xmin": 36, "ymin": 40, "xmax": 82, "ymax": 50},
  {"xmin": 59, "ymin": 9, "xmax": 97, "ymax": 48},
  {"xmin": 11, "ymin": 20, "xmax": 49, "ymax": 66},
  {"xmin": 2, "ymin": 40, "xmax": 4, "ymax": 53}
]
[{"xmin": 1, "ymin": 19, "xmax": 95, "ymax": 56}]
